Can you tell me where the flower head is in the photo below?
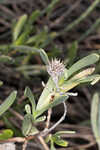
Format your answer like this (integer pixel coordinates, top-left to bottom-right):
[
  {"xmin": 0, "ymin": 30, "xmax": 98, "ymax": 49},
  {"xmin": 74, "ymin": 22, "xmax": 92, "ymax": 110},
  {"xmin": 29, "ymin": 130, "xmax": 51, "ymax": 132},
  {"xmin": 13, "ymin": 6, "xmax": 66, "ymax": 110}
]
[{"xmin": 46, "ymin": 58, "xmax": 65, "ymax": 88}]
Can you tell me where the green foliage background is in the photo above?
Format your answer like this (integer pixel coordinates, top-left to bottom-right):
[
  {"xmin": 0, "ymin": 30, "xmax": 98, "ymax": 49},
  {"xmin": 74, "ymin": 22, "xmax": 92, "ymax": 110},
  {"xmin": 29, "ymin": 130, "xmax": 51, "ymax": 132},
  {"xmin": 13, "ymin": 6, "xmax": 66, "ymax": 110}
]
[{"xmin": 0, "ymin": 0, "xmax": 100, "ymax": 149}]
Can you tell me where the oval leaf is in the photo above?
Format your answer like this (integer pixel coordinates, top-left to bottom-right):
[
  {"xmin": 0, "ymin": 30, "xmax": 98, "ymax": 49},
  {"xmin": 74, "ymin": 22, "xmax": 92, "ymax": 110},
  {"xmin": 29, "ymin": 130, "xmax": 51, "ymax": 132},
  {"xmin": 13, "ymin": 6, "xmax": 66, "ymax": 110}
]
[
  {"xmin": 67, "ymin": 53, "xmax": 99, "ymax": 79},
  {"xmin": 22, "ymin": 114, "xmax": 38, "ymax": 136},
  {"xmin": 35, "ymin": 78, "xmax": 69, "ymax": 118},
  {"xmin": 24, "ymin": 87, "xmax": 36, "ymax": 114},
  {"xmin": 91, "ymin": 93, "xmax": 100, "ymax": 143},
  {"xmin": 25, "ymin": 104, "xmax": 31, "ymax": 114}
]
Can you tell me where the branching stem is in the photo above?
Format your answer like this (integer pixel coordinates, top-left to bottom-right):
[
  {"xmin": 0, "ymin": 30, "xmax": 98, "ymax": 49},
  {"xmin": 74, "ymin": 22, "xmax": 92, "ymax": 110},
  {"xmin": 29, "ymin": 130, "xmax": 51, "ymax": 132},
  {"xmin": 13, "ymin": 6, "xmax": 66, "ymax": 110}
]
[{"xmin": 40, "ymin": 102, "xmax": 67, "ymax": 137}]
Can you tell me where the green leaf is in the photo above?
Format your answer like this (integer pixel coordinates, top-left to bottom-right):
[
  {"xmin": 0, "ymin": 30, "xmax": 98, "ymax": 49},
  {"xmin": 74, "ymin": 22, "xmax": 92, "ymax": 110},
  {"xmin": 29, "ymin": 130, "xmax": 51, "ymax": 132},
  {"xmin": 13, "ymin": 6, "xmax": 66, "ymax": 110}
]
[
  {"xmin": 13, "ymin": 11, "xmax": 40, "ymax": 45},
  {"xmin": 35, "ymin": 115, "xmax": 46, "ymax": 123},
  {"xmin": 0, "ymin": 81, "xmax": 3, "ymax": 86},
  {"xmin": 45, "ymin": 134, "xmax": 51, "ymax": 143},
  {"xmin": 39, "ymin": 49, "xmax": 50, "ymax": 65},
  {"xmin": 10, "ymin": 45, "xmax": 40, "ymax": 54},
  {"xmin": 67, "ymin": 41, "xmax": 78, "ymax": 66},
  {"xmin": 0, "ymin": 129, "xmax": 13, "ymax": 140},
  {"xmin": 52, "ymin": 136, "xmax": 68, "ymax": 147},
  {"xmin": 13, "ymin": 14, "xmax": 28, "ymax": 41},
  {"xmin": 36, "ymin": 94, "xmax": 68, "ymax": 117},
  {"xmin": 45, "ymin": 0, "xmax": 60, "ymax": 15},
  {"xmin": 62, "ymin": 74, "xmax": 100, "ymax": 93},
  {"xmin": 35, "ymin": 94, "xmax": 68, "ymax": 118},
  {"xmin": 26, "ymin": 35, "xmax": 40, "ymax": 44},
  {"xmin": 35, "ymin": 78, "xmax": 69, "ymax": 118},
  {"xmin": 91, "ymin": 93, "xmax": 100, "ymax": 146},
  {"xmin": 75, "ymin": 74, "xmax": 100, "ymax": 85},
  {"xmin": 0, "ymin": 91, "xmax": 17, "ymax": 116},
  {"xmin": 50, "ymin": 140, "xmax": 56, "ymax": 150},
  {"xmin": 24, "ymin": 87, "xmax": 36, "ymax": 115},
  {"xmin": 22, "ymin": 114, "xmax": 39, "ymax": 136},
  {"xmin": 60, "ymin": 67, "xmax": 95, "ymax": 87},
  {"xmin": 55, "ymin": 130, "xmax": 75, "ymax": 136},
  {"xmin": 36, "ymin": 78, "xmax": 54, "ymax": 111},
  {"xmin": 28, "ymin": 10, "xmax": 40, "ymax": 26},
  {"xmin": 54, "ymin": 139, "xmax": 68, "ymax": 147},
  {"xmin": 16, "ymin": 65, "xmax": 46, "ymax": 76},
  {"xmin": 14, "ymin": 27, "xmax": 32, "ymax": 45},
  {"xmin": 9, "ymin": 45, "xmax": 50, "ymax": 66},
  {"xmin": 26, "ymin": 30, "xmax": 48, "ymax": 45},
  {"xmin": 91, "ymin": 75, "xmax": 100, "ymax": 85},
  {"xmin": 67, "ymin": 53, "xmax": 99, "ymax": 79},
  {"xmin": 0, "ymin": 55, "xmax": 13, "ymax": 63},
  {"xmin": 25, "ymin": 104, "xmax": 31, "ymax": 114}
]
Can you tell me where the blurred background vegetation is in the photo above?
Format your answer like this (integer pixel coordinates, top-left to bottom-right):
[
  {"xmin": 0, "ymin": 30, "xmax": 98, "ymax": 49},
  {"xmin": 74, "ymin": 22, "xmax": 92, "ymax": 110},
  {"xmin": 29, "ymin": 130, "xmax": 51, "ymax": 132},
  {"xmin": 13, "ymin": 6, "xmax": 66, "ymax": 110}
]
[{"xmin": 0, "ymin": 0, "xmax": 100, "ymax": 149}]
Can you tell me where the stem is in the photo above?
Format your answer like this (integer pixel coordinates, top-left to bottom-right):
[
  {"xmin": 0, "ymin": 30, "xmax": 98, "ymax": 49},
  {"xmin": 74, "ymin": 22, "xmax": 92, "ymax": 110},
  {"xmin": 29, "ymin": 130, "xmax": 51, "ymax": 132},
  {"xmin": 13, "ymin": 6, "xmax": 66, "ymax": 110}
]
[
  {"xmin": 22, "ymin": 140, "xmax": 28, "ymax": 150},
  {"xmin": 41, "ymin": 102, "xmax": 67, "ymax": 137},
  {"xmin": 37, "ymin": 135, "xmax": 50, "ymax": 150},
  {"xmin": 45, "ymin": 108, "xmax": 52, "ymax": 129}
]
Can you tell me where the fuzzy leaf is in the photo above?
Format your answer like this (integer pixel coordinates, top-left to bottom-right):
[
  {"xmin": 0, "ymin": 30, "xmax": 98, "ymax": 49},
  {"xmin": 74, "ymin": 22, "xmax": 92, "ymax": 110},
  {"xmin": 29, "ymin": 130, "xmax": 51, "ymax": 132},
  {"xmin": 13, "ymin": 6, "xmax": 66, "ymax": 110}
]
[
  {"xmin": 25, "ymin": 104, "xmax": 31, "ymax": 114},
  {"xmin": 22, "ymin": 114, "xmax": 39, "ymax": 136},
  {"xmin": 67, "ymin": 53, "xmax": 99, "ymax": 79},
  {"xmin": 76, "ymin": 74, "xmax": 100, "ymax": 85},
  {"xmin": 91, "ymin": 93, "xmax": 100, "ymax": 146},
  {"xmin": 24, "ymin": 87, "xmax": 36, "ymax": 114},
  {"xmin": 62, "ymin": 74, "xmax": 100, "ymax": 93},
  {"xmin": 35, "ymin": 78, "xmax": 68, "ymax": 118},
  {"xmin": 60, "ymin": 67, "xmax": 95, "ymax": 89},
  {"xmin": 0, "ymin": 91, "xmax": 17, "ymax": 116}
]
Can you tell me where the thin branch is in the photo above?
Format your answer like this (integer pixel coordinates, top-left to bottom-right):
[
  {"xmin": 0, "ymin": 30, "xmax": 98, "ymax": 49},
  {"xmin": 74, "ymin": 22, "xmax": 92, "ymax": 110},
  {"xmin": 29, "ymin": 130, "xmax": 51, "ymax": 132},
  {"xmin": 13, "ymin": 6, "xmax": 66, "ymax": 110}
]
[
  {"xmin": 45, "ymin": 108, "xmax": 52, "ymax": 129},
  {"xmin": 41, "ymin": 102, "xmax": 67, "ymax": 137},
  {"xmin": 37, "ymin": 135, "xmax": 50, "ymax": 150},
  {"xmin": 0, "ymin": 137, "xmax": 26, "ymax": 143}
]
